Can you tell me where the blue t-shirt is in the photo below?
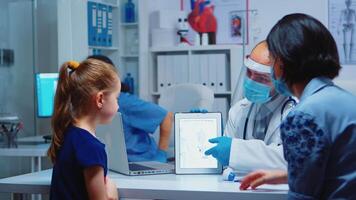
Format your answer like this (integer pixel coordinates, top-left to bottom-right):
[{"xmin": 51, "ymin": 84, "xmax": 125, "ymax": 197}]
[
  {"xmin": 118, "ymin": 92, "xmax": 167, "ymax": 162},
  {"xmin": 50, "ymin": 126, "xmax": 107, "ymax": 200}
]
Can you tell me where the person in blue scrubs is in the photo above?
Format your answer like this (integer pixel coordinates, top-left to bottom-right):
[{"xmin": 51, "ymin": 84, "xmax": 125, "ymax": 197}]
[
  {"xmin": 240, "ymin": 14, "xmax": 356, "ymax": 199},
  {"xmin": 87, "ymin": 55, "xmax": 173, "ymax": 163}
]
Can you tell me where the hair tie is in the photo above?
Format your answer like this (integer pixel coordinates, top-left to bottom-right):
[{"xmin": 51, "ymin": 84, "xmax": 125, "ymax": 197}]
[{"xmin": 67, "ymin": 61, "xmax": 80, "ymax": 71}]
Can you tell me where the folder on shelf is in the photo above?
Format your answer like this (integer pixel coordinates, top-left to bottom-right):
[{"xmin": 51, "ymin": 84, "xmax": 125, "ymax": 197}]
[
  {"xmin": 96, "ymin": 3, "xmax": 103, "ymax": 46},
  {"xmin": 199, "ymin": 54, "xmax": 209, "ymax": 87},
  {"xmin": 208, "ymin": 54, "xmax": 218, "ymax": 92},
  {"xmin": 157, "ymin": 55, "xmax": 167, "ymax": 93},
  {"xmin": 166, "ymin": 55, "xmax": 174, "ymax": 87},
  {"xmin": 87, "ymin": 1, "xmax": 97, "ymax": 46},
  {"xmin": 189, "ymin": 54, "xmax": 201, "ymax": 84},
  {"xmin": 180, "ymin": 55, "xmax": 189, "ymax": 84},
  {"xmin": 173, "ymin": 55, "xmax": 189, "ymax": 85},
  {"xmin": 216, "ymin": 54, "xmax": 228, "ymax": 93},
  {"xmin": 107, "ymin": 5, "xmax": 113, "ymax": 47},
  {"xmin": 100, "ymin": 4, "xmax": 108, "ymax": 46}
]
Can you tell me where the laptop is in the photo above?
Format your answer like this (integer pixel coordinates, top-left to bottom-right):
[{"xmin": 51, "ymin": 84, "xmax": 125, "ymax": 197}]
[{"xmin": 96, "ymin": 113, "xmax": 174, "ymax": 175}]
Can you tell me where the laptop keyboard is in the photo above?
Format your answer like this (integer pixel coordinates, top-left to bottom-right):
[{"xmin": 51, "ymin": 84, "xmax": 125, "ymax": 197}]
[{"xmin": 129, "ymin": 163, "xmax": 155, "ymax": 171}]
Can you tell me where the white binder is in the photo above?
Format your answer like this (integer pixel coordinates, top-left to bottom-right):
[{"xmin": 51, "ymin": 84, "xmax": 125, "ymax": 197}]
[
  {"xmin": 199, "ymin": 54, "xmax": 209, "ymax": 87},
  {"xmin": 157, "ymin": 55, "xmax": 167, "ymax": 92},
  {"xmin": 208, "ymin": 54, "xmax": 218, "ymax": 91},
  {"xmin": 216, "ymin": 54, "xmax": 228, "ymax": 93},
  {"xmin": 189, "ymin": 54, "xmax": 201, "ymax": 84}
]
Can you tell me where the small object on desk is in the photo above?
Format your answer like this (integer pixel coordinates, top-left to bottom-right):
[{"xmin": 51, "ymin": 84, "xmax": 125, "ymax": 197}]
[
  {"xmin": 43, "ymin": 135, "xmax": 52, "ymax": 143},
  {"xmin": 0, "ymin": 114, "xmax": 22, "ymax": 148}
]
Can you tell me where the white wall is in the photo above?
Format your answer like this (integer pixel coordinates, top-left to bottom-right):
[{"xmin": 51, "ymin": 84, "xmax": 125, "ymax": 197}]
[
  {"xmin": 246, "ymin": 0, "xmax": 328, "ymax": 51},
  {"xmin": 140, "ymin": 0, "xmax": 356, "ymax": 98}
]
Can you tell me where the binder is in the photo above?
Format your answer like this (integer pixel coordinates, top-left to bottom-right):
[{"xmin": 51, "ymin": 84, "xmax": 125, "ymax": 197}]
[
  {"xmin": 96, "ymin": 3, "xmax": 103, "ymax": 46},
  {"xmin": 189, "ymin": 54, "xmax": 201, "ymax": 84},
  {"xmin": 157, "ymin": 55, "xmax": 166, "ymax": 92},
  {"xmin": 107, "ymin": 5, "xmax": 113, "ymax": 47},
  {"xmin": 208, "ymin": 54, "xmax": 218, "ymax": 92},
  {"xmin": 199, "ymin": 54, "xmax": 209, "ymax": 87},
  {"xmin": 87, "ymin": 1, "xmax": 97, "ymax": 46},
  {"xmin": 216, "ymin": 54, "xmax": 228, "ymax": 93},
  {"xmin": 100, "ymin": 4, "xmax": 108, "ymax": 46},
  {"xmin": 166, "ymin": 55, "xmax": 174, "ymax": 87},
  {"xmin": 173, "ymin": 55, "xmax": 189, "ymax": 84},
  {"xmin": 181, "ymin": 55, "xmax": 189, "ymax": 83}
]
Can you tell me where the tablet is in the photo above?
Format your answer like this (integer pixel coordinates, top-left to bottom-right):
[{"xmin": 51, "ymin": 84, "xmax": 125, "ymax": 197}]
[{"xmin": 175, "ymin": 112, "xmax": 223, "ymax": 174}]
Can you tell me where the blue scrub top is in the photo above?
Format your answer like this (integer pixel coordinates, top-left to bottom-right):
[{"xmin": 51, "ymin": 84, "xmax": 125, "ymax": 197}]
[
  {"xmin": 50, "ymin": 126, "xmax": 107, "ymax": 200},
  {"xmin": 118, "ymin": 92, "xmax": 167, "ymax": 162},
  {"xmin": 280, "ymin": 77, "xmax": 356, "ymax": 199}
]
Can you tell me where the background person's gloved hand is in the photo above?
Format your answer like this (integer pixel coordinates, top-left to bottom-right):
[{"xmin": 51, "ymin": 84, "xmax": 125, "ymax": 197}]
[
  {"xmin": 204, "ymin": 136, "xmax": 232, "ymax": 166},
  {"xmin": 190, "ymin": 108, "xmax": 208, "ymax": 113},
  {"xmin": 153, "ymin": 149, "xmax": 167, "ymax": 163}
]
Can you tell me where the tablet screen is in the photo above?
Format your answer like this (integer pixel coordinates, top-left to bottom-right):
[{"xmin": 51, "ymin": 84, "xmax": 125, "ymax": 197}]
[{"xmin": 178, "ymin": 118, "xmax": 219, "ymax": 169}]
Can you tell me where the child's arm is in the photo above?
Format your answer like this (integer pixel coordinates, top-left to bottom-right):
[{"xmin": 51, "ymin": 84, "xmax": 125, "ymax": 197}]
[{"xmin": 84, "ymin": 166, "xmax": 118, "ymax": 200}]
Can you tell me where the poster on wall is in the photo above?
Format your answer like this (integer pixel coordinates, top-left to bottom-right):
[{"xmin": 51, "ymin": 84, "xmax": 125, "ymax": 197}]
[
  {"xmin": 183, "ymin": 0, "xmax": 248, "ymax": 45},
  {"xmin": 329, "ymin": 0, "xmax": 356, "ymax": 64}
]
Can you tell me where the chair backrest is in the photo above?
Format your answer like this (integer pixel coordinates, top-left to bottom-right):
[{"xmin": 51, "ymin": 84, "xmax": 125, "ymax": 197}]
[
  {"xmin": 157, "ymin": 84, "xmax": 215, "ymax": 157},
  {"xmin": 158, "ymin": 83, "xmax": 215, "ymax": 113}
]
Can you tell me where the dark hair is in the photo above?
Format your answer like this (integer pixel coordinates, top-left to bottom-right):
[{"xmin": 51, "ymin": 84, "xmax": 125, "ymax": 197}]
[
  {"xmin": 87, "ymin": 55, "xmax": 131, "ymax": 92},
  {"xmin": 267, "ymin": 13, "xmax": 341, "ymax": 86},
  {"xmin": 48, "ymin": 59, "xmax": 118, "ymax": 163}
]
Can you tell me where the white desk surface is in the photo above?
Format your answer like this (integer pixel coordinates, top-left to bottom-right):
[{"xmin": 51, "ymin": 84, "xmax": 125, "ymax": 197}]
[
  {"xmin": 0, "ymin": 169, "xmax": 288, "ymax": 200},
  {"xmin": 0, "ymin": 135, "xmax": 49, "ymax": 157}
]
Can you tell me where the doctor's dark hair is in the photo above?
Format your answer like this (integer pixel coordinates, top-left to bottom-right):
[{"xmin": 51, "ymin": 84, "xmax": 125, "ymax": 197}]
[
  {"xmin": 47, "ymin": 59, "xmax": 118, "ymax": 163},
  {"xmin": 266, "ymin": 13, "xmax": 341, "ymax": 86},
  {"xmin": 87, "ymin": 55, "xmax": 131, "ymax": 93}
]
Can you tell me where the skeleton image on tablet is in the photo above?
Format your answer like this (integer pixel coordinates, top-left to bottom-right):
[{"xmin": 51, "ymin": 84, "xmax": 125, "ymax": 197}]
[{"xmin": 179, "ymin": 119, "xmax": 218, "ymax": 168}]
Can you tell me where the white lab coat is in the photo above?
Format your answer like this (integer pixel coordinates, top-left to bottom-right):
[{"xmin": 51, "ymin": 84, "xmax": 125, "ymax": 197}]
[{"xmin": 224, "ymin": 95, "xmax": 294, "ymax": 172}]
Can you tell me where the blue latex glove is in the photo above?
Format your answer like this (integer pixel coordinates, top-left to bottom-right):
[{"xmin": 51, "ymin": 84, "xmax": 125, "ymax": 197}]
[
  {"xmin": 204, "ymin": 136, "xmax": 232, "ymax": 166},
  {"xmin": 153, "ymin": 149, "xmax": 167, "ymax": 163},
  {"xmin": 190, "ymin": 108, "xmax": 208, "ymax": 113}
]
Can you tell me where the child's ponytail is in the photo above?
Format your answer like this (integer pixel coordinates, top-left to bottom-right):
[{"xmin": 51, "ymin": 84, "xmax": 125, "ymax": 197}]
[{"xmin": 47, "ymin": 61, "xmax": 78, "ymax": 163}]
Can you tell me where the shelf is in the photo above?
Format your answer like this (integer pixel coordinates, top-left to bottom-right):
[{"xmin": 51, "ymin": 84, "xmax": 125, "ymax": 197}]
[
  {"xmin": 120, "ymin": 22, "xmax": 138, "ymax": 27},
  {"xmin": 88, "ymin": 0, "xmax": 118, "ymax": 8},
  {"xmin": 88, "ymin": 46, "xmax": 119, "ymax": 51},
  {"xmin": 120, "ymin": 55, "xmax": 139, "ymax": 58},
  {"xmin": 150, "ymin": 45, "xmax": 240, "ymax": 53},
  {"xmin": 152, "ymin": 91, "xmax": 232, "ymax": 96},
  {"xmin": 89, "ymin": 0, "xmax": 118, "ymax": 7}
]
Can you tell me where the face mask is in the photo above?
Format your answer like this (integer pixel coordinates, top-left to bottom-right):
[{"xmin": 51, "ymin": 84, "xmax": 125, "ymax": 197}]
[
  {"xmin": 270, "ymin": 67, "xmax": 292, "ymax": 97},
  {"xmin": 243, "ymin": 77, "xmax": 272, "ymax": 104}
]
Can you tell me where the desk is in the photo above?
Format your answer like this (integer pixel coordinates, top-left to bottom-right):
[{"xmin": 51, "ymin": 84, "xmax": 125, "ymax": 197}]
[
  {"xmin": 0, "ymin": 169, "xmax": 288, "ymax": 200},
  {"xmin": 0, "ymin": 136, "xmax": 49, "ymax": 172}
]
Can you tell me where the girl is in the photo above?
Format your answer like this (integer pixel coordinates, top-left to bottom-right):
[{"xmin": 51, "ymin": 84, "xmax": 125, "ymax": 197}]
[{"xmin": 48, "ymin": 59, "xmax": 121, "ymax": 200}]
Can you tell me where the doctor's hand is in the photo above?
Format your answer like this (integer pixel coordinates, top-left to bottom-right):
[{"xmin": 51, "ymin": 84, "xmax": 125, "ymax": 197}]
[
  {"xmin": 204, "ymin": 136, "xmax": 232, "ymax": 166},
  {"xmin": 239, "ymin": 170, "xmax": 287, "ymax": 190},
  {"xmin": 190, "ymin": 108, "xmax": 208, "ymax": 113}
]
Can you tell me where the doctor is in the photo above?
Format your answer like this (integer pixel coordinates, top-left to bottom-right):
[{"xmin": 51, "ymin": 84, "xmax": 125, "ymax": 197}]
[{"xmin": 205, "ymin": 41, "xmax": 295, "ymax": 172}]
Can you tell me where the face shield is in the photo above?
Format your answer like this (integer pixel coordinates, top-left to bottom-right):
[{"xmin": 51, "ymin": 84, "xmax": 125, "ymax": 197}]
[{"xmin": 243, "ymin": 56, "xmax": 274, "ymax": 103}]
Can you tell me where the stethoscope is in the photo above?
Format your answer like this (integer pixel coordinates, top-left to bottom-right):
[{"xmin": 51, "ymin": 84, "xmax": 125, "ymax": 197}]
[{"xmin": 242, "ymin": 97, "xmax": 297, "ymax": 140}]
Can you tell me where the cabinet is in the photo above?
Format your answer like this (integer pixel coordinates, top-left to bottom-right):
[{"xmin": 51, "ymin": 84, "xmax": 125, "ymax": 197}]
[
  {"xmin": 118, "ymin": 0, "xmax": 139, "ymax": 95},
  {"xmin": 57, "ymin": 0, "xmax": 140, "ymax": 95},
  {"xmin": 150, "ymin": 45, "xmax": 245, "ymax": 124}
]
